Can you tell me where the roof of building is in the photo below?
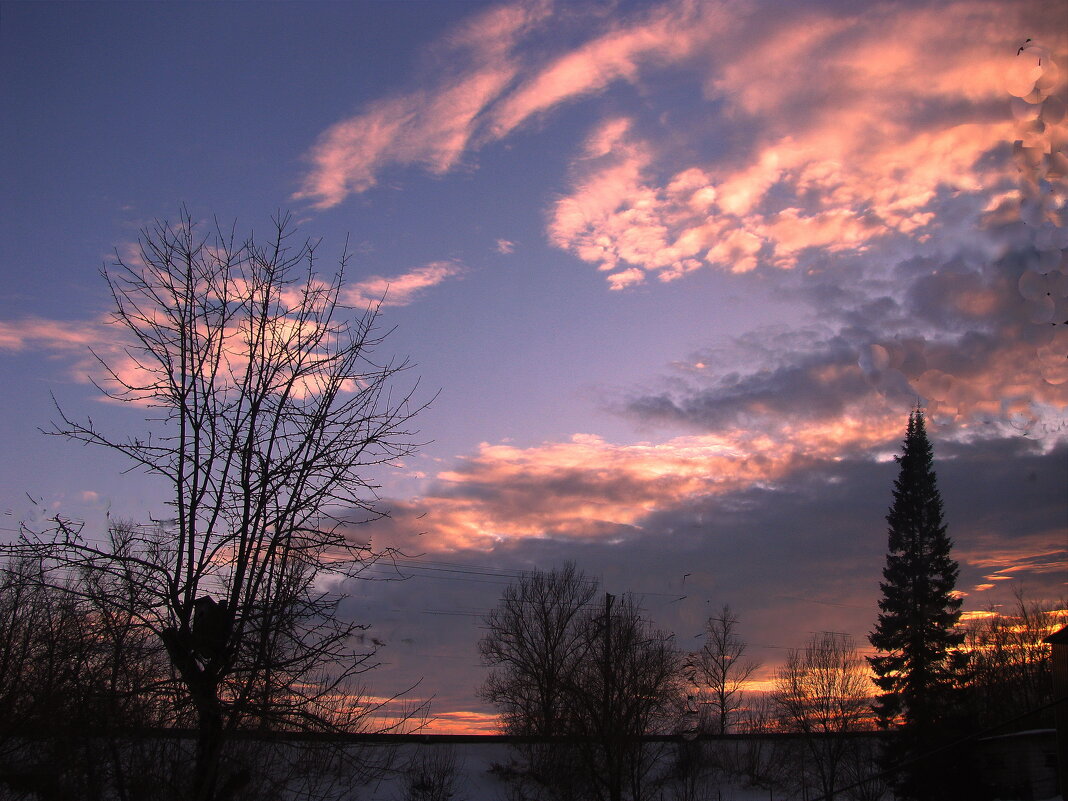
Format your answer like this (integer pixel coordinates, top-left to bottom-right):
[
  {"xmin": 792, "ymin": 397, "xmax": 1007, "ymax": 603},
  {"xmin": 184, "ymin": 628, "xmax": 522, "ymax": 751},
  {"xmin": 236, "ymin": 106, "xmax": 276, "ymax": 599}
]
[{"xmin": 1043, "ymin": 624, "xmax": 1068, "ymax": 645}]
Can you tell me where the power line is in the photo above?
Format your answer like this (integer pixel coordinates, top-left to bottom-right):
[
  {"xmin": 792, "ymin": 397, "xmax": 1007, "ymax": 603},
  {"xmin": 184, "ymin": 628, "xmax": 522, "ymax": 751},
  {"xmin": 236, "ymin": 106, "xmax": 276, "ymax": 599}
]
[{"xmin": 775, "ymin": 594, "xmax": 870, "ymax": 611}]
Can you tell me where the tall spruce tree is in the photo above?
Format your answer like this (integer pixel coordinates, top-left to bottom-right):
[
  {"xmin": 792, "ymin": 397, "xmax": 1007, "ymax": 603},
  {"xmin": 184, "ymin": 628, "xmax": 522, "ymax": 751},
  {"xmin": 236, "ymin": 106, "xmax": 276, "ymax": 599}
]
[{"xmin": 869, "ymin": 409, "xmax": 963, "ymax": 798}]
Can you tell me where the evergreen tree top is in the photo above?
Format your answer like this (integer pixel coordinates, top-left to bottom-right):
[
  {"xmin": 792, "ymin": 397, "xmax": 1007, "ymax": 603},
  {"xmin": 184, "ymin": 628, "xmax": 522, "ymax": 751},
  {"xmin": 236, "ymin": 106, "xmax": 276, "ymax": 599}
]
[{"xmin": 899, "ymin": 408, "xmax": 933, "ymax": 463}]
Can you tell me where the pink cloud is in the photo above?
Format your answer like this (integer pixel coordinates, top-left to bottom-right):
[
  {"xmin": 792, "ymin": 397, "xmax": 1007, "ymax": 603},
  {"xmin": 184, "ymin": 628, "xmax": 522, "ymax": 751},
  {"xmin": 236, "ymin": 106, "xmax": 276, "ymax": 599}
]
[
  {"xmin": 294, "ymin": 1, "xmax": 727, "ymax": 209},
  {"xmin": 294, "ymin": 0, "xmax": 1063, "ymax": 260},
  {"xmin": 549, "ymin": 115, "xmax": 1017, "ymax": 284},
  {"xmin": 0, "ymin": 316, "xmax": 143, "ymax": 391},
  {"xmin": 550, "ymin": 118, "xmax": 722, "ymax": 284},
  {"xmin": 294, "ymin": 66, "xmax": 516, "ymax": 208},
  {"xmin": 370, "ymin": 407, "xmax": 910, "ymax": 553},
  {"xmin": 606, "ymin": 267, "xmax": 647, "ymax": 290},
  {"xmin": 445, "ymin": 0, "xmax": 552, "ymax": 61},
  {"xmin": 956, "ymin": 530, "xmax": 1068, "ymax": 577},
  {"xmin": 712, "ymin": 2, "xmax": 1035, "ymax": 115},
  {"xmin": 548, "ymin": 1, "xmax": 1058, "ymax": 285},
  {"xmin": 342, "ymin": 261, "xmax": 465, "ymax": 307},
  {"xmin": 0, "ymin": 316, "xmax": 103, "ymax": 352},
  {"xmin": 0, "ymin": 262, "xmax": 459, "ymax": 403},
  {"xmin": 295, "ymin": 2, "xmax": 553, "ymax": 208},
  {"xmin": 361, "ymin": 304, "xmax": 1068, "ymax": 554},
  {"xmin": 486, "ymin": 2, "xmax": 715, "ymax": 140}
]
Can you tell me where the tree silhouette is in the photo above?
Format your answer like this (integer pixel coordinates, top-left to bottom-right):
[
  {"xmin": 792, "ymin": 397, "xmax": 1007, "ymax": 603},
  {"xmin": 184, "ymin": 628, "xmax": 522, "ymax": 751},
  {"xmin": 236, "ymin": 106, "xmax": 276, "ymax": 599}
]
[
  {"xmin": 11, "ymin": 211, "xmax": 425, "ymax": 801},
  {"xmin": 480, "ymin": 568, "xmax": 681, "ymax": 801},
  {"xmin": 0, "ymin": 547, "xmax": 183, "ymax": 799},
  {"xmin": 479, "ymin": 561, "xmax": 597, "ymax": 738},
  {"xmin": 868, "ymin": 408, "xmax": 962, "ymax": 799},
  {"xmin": 774, "ymin": 632, "xmax": 871, "ymax": 801},
  {"xmin": 685, "ymin": 605, "xmax": 759, "ymax": 735},
  {"xmin": 566, "ymin": 592, "xmax": 681, "ymax": 801}
]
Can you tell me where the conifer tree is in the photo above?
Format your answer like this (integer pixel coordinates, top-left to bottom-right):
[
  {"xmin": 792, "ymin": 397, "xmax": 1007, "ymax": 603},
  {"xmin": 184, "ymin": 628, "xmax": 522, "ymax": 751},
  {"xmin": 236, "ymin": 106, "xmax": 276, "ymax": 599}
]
[{"xmin": 869, "ymin": 408, "xmax": 963, "ymax": 798}]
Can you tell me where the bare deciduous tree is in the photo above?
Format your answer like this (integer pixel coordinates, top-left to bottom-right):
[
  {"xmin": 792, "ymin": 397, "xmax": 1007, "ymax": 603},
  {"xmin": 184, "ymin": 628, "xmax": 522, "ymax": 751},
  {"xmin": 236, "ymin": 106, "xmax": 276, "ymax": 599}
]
[
  {"xmin": 480, "ymin": 567, "xmax": 681, "ymax": 801},
  {"xmin": 567, "ymin": 592, "xmax": 681, "ymax": 801},
  {"xmin": 10, "ymin": 211, "xmax": 426, "ymax": 801},
  {"xmin": 685, "ymin": 605, "xmax": 760, "ymax": 735},
  {"xmin": 403, "ymin": 745, "xmax": 462, "ymax": 801},
  {"xmin": 774, "ymin": 632, "xmax": 871, "ymax": 801},
  {"xmin": 479, "ymin": 561, "xmax": 597, "ymax": 737},
  {"xmin": 0, "ymin": 548, "xmax": 181, "ymax": 799},
  {"xmin": 956, "ymin": 587, "xmax": 1063, "ymax": 727}
]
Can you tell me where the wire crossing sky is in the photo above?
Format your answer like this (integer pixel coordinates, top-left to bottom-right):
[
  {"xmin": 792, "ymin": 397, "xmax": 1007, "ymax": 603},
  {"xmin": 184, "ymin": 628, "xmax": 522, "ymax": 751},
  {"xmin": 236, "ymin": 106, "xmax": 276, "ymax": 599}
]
[{"xmin": 1, "ymin": 0, "xmax": 1065, "ymax": 731}]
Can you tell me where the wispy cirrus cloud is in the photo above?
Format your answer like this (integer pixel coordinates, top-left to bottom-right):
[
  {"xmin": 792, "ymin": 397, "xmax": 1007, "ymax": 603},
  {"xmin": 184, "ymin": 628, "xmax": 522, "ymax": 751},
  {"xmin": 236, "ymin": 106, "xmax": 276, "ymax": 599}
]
[
  {"xmin": 0, "ymin": 316, "xmax": 104, "ymax": 352},
  {"xmin": 483, "ymin": 1, "xmax": 718, "ymax": 140},
  {"xmin": 342, "ymin": 261, "xmax": 466, "ymax": 307},
  {"xmin": 294, "ymin": 0, "xmax": 726, "ymax": 209},
  {"xmin": 294, "ymin": 2, "xmax": 553, "ymax": 208}
]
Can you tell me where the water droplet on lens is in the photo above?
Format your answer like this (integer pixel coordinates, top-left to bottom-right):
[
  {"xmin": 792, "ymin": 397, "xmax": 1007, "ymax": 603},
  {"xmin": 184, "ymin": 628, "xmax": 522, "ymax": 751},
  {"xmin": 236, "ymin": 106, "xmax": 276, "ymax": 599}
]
[
  {"xmin": 1019, "ymin": 269, "xmax": 1048, "ymax": 300},
  {"xmin": 1012, "ymin": 98, "xmax": 1041, "ymax": 121},
  {"xmin": 1027, "ymin": 294, "xmax": 1056, "ymax": 324},
  {"xmin": 1041, "ymin": 96, "xmax": 1066, "ymax": 125}
]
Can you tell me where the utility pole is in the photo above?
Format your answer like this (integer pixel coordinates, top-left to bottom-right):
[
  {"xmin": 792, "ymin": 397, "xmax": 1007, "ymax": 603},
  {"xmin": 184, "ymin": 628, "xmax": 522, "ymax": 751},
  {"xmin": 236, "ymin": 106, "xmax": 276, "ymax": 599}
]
[{"xmin": 601, "ymin": 592, "xmax": 620, "ymax": 801}]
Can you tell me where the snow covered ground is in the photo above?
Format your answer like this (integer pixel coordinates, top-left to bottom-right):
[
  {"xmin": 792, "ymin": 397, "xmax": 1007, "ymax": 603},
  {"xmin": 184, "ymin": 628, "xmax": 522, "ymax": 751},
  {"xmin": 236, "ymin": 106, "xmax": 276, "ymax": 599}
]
[
  {"xmin": 346, "ymin": 741, "xmax": 793, "ymax": 800},
  {"xmin": 338, "ymin": 740, "xmax": 1065, "ymax": 801}
]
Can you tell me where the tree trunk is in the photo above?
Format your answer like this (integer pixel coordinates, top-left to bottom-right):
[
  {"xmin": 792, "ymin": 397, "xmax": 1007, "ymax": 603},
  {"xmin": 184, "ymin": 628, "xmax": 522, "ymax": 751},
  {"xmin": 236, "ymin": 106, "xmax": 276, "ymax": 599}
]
[{"xmin": 193, "ymin": 703, "xmax": 223, "ymax": 801}]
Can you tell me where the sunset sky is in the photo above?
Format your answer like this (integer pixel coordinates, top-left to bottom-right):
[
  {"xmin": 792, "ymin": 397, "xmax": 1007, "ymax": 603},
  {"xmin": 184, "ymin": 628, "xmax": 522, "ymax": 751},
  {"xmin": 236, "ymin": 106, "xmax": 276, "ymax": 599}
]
[{"xmin": 1, "ymin": 0, "xmax": 1066, "ymax": 733}]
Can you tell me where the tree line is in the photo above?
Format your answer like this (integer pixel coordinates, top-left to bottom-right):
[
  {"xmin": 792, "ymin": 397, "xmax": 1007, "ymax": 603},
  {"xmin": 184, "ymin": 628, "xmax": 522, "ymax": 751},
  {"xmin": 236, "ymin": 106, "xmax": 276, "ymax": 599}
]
[
  {"xmin": 476, "ymin": 565, "xmax": 1062, "ymax": 801},
  {"xmin": 476, "ymin": 412, "xmax": 1064, "ymax": 801}
]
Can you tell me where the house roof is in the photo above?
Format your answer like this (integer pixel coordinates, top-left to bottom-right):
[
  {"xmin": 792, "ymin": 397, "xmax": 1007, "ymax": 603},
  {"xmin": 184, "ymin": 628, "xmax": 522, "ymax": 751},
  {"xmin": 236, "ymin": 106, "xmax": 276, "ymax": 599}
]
[{"xmin": 1043, "ymin": 624, "xmax": 1068, "ymax": 645}]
